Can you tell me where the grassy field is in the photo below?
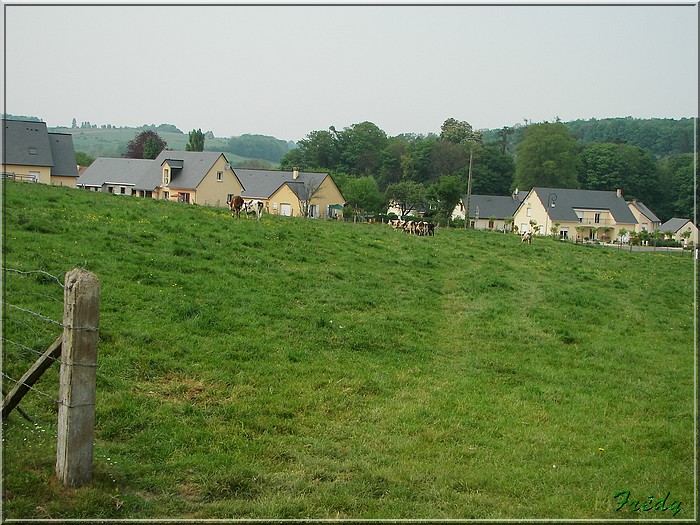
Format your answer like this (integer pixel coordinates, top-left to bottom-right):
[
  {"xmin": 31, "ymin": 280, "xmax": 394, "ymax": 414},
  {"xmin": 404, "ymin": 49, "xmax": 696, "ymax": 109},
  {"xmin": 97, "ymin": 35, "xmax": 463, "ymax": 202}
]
[{"xmin": 1, "ymin": 181, "xmax": 696, "ymax": 520}]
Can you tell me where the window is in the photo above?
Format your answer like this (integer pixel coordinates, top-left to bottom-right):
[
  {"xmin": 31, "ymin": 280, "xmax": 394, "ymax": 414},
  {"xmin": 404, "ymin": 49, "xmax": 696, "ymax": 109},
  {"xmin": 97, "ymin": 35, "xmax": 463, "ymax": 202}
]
[
  {"xmin": 526, "ymin": 207, "xmax": 532, "ymax": 217},
  {"xmin": 164, "ymin": 169, "xmax": 170, "ymax": 185},
  {"xmin": 594, "ymin": 213, "xmax": 601, "ymax": 224},
  {"xmin": 28, "ymin": 147, "xmax": 38, "ymax": 155},
  {"xmin": 164, "ymin": 191, "xmax": 170, "ymax": 200},
  {"xmin": 120, "ymin": 187, "xmax": 126, "ymax": 194},
  {"xmin": 217, "ymin": 171, "xmax": 223, "ymax": 182},
  {"xmin": 559, "ymin": 228, "xmax": 569, "ymax": 240},
  {"xmin": 488, "ymin": 220, "xmax": 495, "ymax": 229},
  {"xmin": 108, "ymin": 186, "xmax": 114, "ymax": 194}
]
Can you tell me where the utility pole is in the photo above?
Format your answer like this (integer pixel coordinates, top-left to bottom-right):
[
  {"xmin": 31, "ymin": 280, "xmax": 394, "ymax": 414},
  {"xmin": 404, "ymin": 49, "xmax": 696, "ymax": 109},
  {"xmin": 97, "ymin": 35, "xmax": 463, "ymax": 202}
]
[{"xmin": 464, "ymin": 146, "xmax": 474, "ymax": 229}]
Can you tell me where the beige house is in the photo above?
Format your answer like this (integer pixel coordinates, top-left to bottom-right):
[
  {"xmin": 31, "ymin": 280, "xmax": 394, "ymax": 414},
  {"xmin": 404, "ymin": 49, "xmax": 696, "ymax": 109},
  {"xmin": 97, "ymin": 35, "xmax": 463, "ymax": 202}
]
[
  {"xmin": 2, "ymin": 119, "xmax": 79, "ymax": 187},
  {"xmin": 628, "ymin": 200, "xmax": 661, "ymax": 233},
  {"xmin": 77, "ymin": 151, "xmax": 244, "ymax": 208},
  {"xmin": 512, "ymin": 187, "xmax": 639, "ymax": 242},
  {"xmin": 234, "ymin": 168, "xmax": 345, "ymax": 219},
  {"xmin": 659, "ymin": 218, "xmax": 698, "ymax": 246}
]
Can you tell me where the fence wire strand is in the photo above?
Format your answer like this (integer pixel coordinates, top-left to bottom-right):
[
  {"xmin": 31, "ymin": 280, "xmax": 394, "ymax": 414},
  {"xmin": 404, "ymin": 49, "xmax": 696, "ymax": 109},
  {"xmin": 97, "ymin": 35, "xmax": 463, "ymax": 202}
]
[{"xmin": 2, "ymin": 267, "xmax": 64, "ymax": 288}]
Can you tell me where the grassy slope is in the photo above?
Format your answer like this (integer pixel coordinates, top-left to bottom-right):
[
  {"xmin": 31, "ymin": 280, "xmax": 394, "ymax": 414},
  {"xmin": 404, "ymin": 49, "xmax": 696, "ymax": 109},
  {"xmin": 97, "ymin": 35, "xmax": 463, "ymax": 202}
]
[{"xmin": 1, "ymin": 181, "xmax": 695, "ymax": 520}]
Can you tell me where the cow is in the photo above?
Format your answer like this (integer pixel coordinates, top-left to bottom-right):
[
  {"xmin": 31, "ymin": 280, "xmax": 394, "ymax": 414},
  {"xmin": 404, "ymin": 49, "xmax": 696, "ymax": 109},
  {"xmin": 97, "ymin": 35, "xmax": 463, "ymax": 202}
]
[
  {"xmin": 244, "ymin": 199, "xmax": 264, "ymax": 220},
  {"xmin": 521, "ymin": 231, "xmax": 533, "ymax": 244},
  {"xmin": 229, "ymin": 195, "xmax": 244, "ymax": 218},
  {"xmin": 389, "ymin": 219, "xmax": 405, "ymax": 231}
]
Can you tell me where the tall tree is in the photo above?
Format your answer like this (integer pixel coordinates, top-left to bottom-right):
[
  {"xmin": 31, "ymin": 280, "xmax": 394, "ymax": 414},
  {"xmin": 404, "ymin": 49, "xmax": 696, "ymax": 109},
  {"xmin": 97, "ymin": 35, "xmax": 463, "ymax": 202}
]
[
  {"xmin": 579, "ymin": 142, "xmax": 661, "ymax": 208},
  {"xmin": 430, "ymin": 175, "xmax": 464, "ymax": 220},
  {"xmin": 186, "ymin": 129, "xmax": 205, "ymax": 152},
  {"xmin": 440, "ymin": 118, "xmax": 481, "ymax": 144},
  {"xmin": 125, "ymin": 130, "xmax": 167, "ymax": 159},
  {"xmin": 468, "ymin": 145, "xmax": 515, "ymax": 195},
  {"xmin": 336, "ymin": 121, "xmax": 388, "ymax": 176},
  {"xmin": 342, "ymin": 176, "xmax": 384, "ymax": 214},
  {"xmin": 514, "ymin": 122, "xmax": 580, "ymax": 190},
  {"xmin": 385, "ymin": 180, "xmax": 427, "ymax": 216}
]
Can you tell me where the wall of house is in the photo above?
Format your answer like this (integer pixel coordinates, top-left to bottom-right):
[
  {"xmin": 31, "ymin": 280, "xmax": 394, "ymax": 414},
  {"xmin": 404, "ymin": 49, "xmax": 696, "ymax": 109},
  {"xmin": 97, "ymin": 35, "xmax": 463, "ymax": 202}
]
[
  {"xmin": 670, "ymin": 223, "xmax": 699, "ymax": 245},
  {"xmin": 269, "ymin": 185, "xmax": 299, "ymax": 216},
  {"xmin": 513, "ymin": 193, "xmax": 548, "ymax": 234},
  {"xmin": 194, "ymin": 156, "xmax": 243, "ymax": 208},
  {"xmin": 310, "ymin": 177, "xmax": 345, "ymax": 219},
  {"xmin": 3, "ymin": 164, "xmax": 52, "ymax": 184},
  {"xmin": 51, "ymin": 175, "xmax": 78, "ymax": 188},
  {"xmin": 628, "ymin": 206, "xmax": 658, "ymax": 233}
]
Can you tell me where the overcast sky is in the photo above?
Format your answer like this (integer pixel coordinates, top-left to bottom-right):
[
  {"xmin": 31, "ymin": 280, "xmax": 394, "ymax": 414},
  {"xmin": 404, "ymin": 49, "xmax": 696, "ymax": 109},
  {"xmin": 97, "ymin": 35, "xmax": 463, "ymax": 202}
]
[{"xmin": 3, "ymin": 2, "xmax": 698, "ymax": 142}]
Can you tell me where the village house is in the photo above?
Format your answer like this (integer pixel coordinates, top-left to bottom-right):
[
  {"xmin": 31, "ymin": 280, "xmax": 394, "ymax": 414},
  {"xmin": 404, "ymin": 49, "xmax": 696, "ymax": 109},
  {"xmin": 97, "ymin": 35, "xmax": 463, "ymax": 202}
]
[
  {"xmin": 2, "ymin": 119, "xmax": 79, "ymax": 187},
  {"xmin": 234, "ymin": 167, "xmax": 345, "ymax": 219},
  {"xmin": 628, "ymin": 200, "xmax": 661, "ymax": 233},
  {"xmin": 77, "ymin": 151, "xmax": 244, "ymax": 208},
  {"xmin": 659, "ymin": 218, "xmax": 698, "ymax": 246},
  {"xmin": 452, "ymin": 190, "xmax": 527, "ymax": 230},
  {"xmin": 512, "ymin": 187, "xmax": 640, "ymax": 242}
]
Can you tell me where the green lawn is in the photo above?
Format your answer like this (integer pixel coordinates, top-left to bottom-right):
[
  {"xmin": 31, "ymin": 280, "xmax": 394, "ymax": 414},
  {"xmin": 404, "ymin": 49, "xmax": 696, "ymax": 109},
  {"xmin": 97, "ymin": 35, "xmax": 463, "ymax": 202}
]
[{"xmin": 1, "ymin": 181, "xmax": 695, "ymax": 520}]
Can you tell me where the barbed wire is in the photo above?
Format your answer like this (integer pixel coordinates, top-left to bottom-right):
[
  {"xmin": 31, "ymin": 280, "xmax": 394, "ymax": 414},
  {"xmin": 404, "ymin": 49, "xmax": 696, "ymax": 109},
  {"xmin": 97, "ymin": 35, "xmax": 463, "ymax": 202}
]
[
  {"xmin": 2, "ymin": 301, "xmax": 64, "ymax": 328},
  {"xmin": 1, "ymin": 337, "xmax": 98, "ymax": 368},
  {"xmin": 2, "ymin": 267, "xmax": 64, "ymax": 288},
  {"xmin": 2, "ymin": 301, "xmax": 99, "ymax": 332},
  {"xmin": 2, "ymin": 373, "xmax": 95, "ymax": 409}
]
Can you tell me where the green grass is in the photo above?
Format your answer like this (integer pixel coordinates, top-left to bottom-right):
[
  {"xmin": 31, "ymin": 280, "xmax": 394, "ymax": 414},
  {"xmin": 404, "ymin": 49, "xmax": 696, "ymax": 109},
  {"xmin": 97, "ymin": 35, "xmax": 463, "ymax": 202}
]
[{"xmin": 1, "ymin": 181, "xmax": 695, "ymax": 520}]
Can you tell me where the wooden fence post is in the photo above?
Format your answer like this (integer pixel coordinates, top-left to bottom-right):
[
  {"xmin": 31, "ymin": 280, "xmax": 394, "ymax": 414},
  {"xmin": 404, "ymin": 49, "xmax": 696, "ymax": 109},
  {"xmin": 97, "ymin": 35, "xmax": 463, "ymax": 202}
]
[{"xmin": 56, "ymin": 269, "xmax": 100, "ymax": 488}]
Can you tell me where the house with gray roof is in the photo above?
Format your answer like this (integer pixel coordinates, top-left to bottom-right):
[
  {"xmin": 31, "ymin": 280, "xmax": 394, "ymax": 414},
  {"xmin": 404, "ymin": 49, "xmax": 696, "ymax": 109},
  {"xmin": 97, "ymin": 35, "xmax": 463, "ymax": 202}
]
[
  {"xmin": 659, "ymin": 218, "xmax": 698, "ymax": 246},
  {"xmin": 2, "ymin": 119, "xmax": 78, "ymax": 186},
  {"xmin": 234, "ymin": 168, "xmax": 345, "ymax": 219},
  {"xmin": 513, "ymin": 187, "xmax": 641, "ymax": 242},
  {"xmin": 77, "ymin": 151, "xmax": 244, "ymax": 208},
  {"xmin": 452, "ymin": 190, "xmax": 527, "ymax": 230},
  {"xmin": 628, "ymin": 200, "xmax": 661, "ymax": 232},
  {"xmin": 77, "ymin": 157, "xmax": 154, "ymax": 195}
]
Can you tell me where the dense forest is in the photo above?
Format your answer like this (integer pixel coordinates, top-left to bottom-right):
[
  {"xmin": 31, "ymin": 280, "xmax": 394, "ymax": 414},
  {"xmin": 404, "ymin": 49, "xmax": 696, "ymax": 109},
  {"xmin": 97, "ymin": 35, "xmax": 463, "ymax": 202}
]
[{"xmin": 279, "ymin": 117, "xmax": 696, "ymax": 224}]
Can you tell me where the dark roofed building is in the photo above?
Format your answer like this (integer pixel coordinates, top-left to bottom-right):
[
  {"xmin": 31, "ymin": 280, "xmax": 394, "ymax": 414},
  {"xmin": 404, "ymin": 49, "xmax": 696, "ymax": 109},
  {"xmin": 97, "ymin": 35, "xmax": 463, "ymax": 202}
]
[
  {"xmin": 77, "ymin": 151, "xmax": 244, "ymax": 207},
  {"xmin": 3, "ymin": 119, "xmax": 82, "ymax": 186},
  {"xmin": 234, "ymin": 168, "xmax": 345, "ymax": 219}
]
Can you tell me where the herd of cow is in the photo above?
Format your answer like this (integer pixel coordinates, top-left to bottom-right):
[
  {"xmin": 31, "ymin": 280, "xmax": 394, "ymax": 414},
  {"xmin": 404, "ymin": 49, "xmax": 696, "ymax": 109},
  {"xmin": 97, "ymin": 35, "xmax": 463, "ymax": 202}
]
[
  {"xmin": 227, "ymin": 198, "xmax": 535, "ymax": 244},
  {"xmin": 388, "ymin": 218, "xmax": 435, "ymax": 236}
]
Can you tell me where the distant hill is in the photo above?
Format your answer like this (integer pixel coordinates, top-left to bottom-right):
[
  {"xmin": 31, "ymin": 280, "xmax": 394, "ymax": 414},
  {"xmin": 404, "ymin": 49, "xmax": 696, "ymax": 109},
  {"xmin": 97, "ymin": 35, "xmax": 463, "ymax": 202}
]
[{"xmin": 46, "ymin": 125, "xmax": 295, "ymax": 168}]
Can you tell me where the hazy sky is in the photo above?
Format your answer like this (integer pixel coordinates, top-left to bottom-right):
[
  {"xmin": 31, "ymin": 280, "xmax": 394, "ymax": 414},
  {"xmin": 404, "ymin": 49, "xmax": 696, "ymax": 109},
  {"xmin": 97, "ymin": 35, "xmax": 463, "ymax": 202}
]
[{"xmin": 3, "ymin": 2, "xmax": 698, "ymax": 141}]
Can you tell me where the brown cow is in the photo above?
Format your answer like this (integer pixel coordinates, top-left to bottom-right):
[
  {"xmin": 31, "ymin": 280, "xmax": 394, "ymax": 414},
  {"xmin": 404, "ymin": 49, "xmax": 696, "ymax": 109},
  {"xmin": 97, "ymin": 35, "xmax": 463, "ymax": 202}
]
[{"xmin": 229, "ymin": 195, "xmax": 244, "ymax": 218}]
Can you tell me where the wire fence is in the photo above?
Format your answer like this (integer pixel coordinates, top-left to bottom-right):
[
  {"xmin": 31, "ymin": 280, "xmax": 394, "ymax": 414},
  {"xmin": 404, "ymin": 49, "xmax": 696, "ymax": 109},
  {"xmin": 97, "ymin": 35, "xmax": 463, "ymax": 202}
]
[{"xmin": 2, "ymin": 267, "xmax": 73, "ymax": 415}]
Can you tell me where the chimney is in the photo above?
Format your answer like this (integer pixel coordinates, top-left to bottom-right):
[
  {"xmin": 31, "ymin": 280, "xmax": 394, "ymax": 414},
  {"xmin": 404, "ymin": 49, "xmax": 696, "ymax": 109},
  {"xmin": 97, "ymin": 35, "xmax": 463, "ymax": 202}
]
[
  {"xmin": 293, "ymin": 167, "xmax": 299, "ymax": 180},
  {"xmin": 616, "ymin": 188, "xmax": 622, "ymax": 198},
  {"xmin": 512, "ymin": 188, "xmax": 519, "ymax": 200}
]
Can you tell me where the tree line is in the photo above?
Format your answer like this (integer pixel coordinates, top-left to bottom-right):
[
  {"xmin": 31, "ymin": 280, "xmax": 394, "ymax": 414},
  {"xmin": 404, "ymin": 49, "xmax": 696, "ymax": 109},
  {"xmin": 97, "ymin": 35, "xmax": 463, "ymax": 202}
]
[{"xmin": 278, "ymin": 117, "xmax": 696, "ymax": 223}]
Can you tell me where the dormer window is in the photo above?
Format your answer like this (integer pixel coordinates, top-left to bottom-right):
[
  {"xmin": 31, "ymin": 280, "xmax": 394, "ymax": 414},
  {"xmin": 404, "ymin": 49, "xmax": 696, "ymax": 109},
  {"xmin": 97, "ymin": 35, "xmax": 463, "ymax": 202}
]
[{"xmin": 163, "ymin": 168, "xmax": 170, "ymax": 186}]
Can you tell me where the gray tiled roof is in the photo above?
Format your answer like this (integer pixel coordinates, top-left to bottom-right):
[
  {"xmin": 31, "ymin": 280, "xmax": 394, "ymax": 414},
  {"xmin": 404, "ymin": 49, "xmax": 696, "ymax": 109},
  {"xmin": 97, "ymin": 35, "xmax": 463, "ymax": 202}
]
[
  {"xmin": 235, "ymin": 169, "xmax": 330, "ymax": 199},
  {"xmin": 77, "ymin": 151, "xmax": 240, "ymax": 191},
  {"xmin": 660, "ymin": 218, "xmax": 693, "ymax": 233},
  {"xmin": 629, "ymin": 201, "xmax": 661, "ymax": 223},
  {"xmin": 463, "ymin": 194, "xmax": 523, "ymax": 219},
  {"xmin": 151, "ymin": 151, "xmax": 228, "ymax": 190},
  {"xmin": 2, "ymin": 119, "xmax": 54, "ymax": 168},
  {"xmin": 532, "ymin": 187, "xmax": 638, "ymax": 224},
  {"xmin": 47, "ymin": 133, "xmax": 78, "ymax": 177},
  {"xmin": 77, "ymin": 157, "xmax": 154, "ymax": 188}
]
